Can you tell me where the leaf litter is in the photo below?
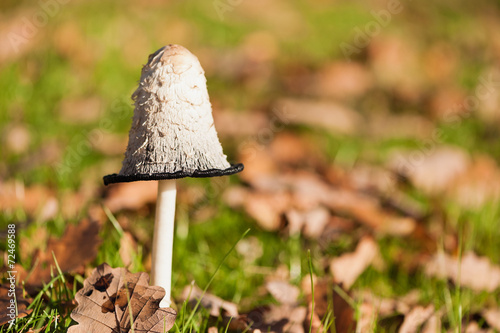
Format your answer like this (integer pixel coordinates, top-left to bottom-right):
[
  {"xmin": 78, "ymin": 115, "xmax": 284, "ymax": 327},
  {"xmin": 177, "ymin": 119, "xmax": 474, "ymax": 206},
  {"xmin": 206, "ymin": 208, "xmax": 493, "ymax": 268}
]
[{"xmin": 69, "ymin": 263, "xmax": 176, "ymax": 333}]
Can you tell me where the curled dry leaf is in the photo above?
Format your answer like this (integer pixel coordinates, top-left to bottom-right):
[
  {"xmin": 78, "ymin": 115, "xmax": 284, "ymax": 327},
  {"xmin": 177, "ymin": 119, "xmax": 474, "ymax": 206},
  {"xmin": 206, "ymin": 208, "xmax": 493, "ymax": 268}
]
[
  {"xmin": 274, "ymin": 98, "xmax": 361, "ymax": 135},
  {"xmin": 304, "ymin": 279, "xmax": 356, "ymax": 333},
  {"xmin": 425, "ymin": 251, "xmax": 500, "ymax": 292},
  {"xmin": 265, "ymin": 281, "xmax": 300, "ymax": 305},
  {"xmin": 389, "ymin": 146, "xmax": 470, "ymax": 195},
  {"xmin": 330, "ymin": 236, "xmax": 380, "ymax": 289},
  {"xmin": 181, "ymin": 284, "xmax": 238, "ymax": 318},
  {"xmin": 69, "ymin": 263, "xmax": 176, "ymax": 333},
  {"xmin": 449, "ymin": 155, "xmax": 500, "ymax": 209},
  {"xmin": 309, "ymin": 61, "xmax": 373, "ymax": 100},
  {"xmin": 104, "ymin": 181, "xmax": 158, "ymax": 212},
  {"xmin": 483, "ymin": 308, "xmax": 500, "ymax": 331},
  {"xmin": 0, "ymin": 181, "xmax": 57, "ymax": 221},
  {"xmin": 0, "ymin": 284, "xmax": 32, "ymax": 325},
  {"xmin": 398, "ymin": 305, "xmax": 434, "ymax": 333},
  {"xmin": 18, "ymin": 219, "xmax": 101, "ymax": 289},
  {"xmin": 249, "ymin": 305, "xmax": 307, "ymax": 333}
]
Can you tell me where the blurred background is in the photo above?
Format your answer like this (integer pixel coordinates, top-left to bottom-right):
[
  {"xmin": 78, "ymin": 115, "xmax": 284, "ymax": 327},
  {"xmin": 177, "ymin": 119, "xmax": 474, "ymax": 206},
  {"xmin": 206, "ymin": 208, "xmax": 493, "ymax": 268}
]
[{"xmin": 1, "ymin": 0, "xmax": 500, "ymax": 331}]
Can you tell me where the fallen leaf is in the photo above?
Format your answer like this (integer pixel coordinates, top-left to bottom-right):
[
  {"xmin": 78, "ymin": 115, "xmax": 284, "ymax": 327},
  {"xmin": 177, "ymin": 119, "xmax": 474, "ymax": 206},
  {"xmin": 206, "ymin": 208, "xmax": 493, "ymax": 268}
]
[
  {"xmin": 389, "ymin": 146, "xmax": 470, "ymax": 195},
  {"xmin": 483, "ymin": 308, "xmax": 500, "ymax": 331},
  {"xmin": 425, "ymin": 251, "xmax": 500, "ymax": 292},
  {"xmin": 0, "ymin": 10, "xmax": 40, "ymax": 66},
  {"xmin": 285, "ymin": 207, "xmax": 330, "ymax": 238},
  {"xmin": 247, "ymin": 305, "xmax": 307, "ymax": 333},
  {"xmin": 0, "ymin": 181, "xmax": 58, "ymax": 221},
  {"xmin": 238, "ymin": 147, "xmax": 278, "ymax": 187},
  {"xmin": 4, "ymin": 124, "xmax": 31, "ymax": 154},
  {"xmin": 421, "ymin": 313, "xmax": 442, "ymax": 333},
  {"xmin": 236, "ymin": 236, "xmax": 263, "ymax": 263},
  {"xmin": 449, "ymin": 155, "xmax": 500, "ymax": 208},
  {"xmin": 275, "ymin": 98, "xmax": 361, "ymax": 135},
  {"xmin": 213, "ymin": 109, "xmax": 269, "ymax": 137},
  {"xmin": 0, "ymin": 284, "xmax": 32, "ymax": 325},
  {"xmin": 304, "ymin": 279, "xmax": 356, "ymax": 333},
  {"xmin": 368, "ymin": 36, "xmax": 423, "ymax": 102},
  {"xmin": 464, "ymin": 321, "xmax": 494, "ymax": 333},
  {"xmin": 243, "ymin": 191, "xmax": 290, "ymax": 231},
  {"xmin": 18, "ymin": 219, "xmax": 101, "ymax": 288},
  {"xmin": 399, "ymin": 305, "xmax": 434, "ymax": 333},
  {"xmin": 269, "ymin": 132, "xmax": 319, "ymax": 166},
  {"xmin": 422, "ymin": 42, "xmax": 458, "ymax": 84},
  {"xmin": 104, "ymin": 181, "xmax": 158, "ymax": 212},
  {"xmin": 367, "ymin": 113, "xmax": 434, "ymax": 140},
  {"xmin": 92, "ymin": 132, "xmax": 128, "ymax": 156},
  {"xmin": 309, "ymin": 61, "xmax": 372, "ymax": 100},
  {"xmin": 181, "ymin": 284, "xmax": 238, "ymax": 318},
  {"xmin": 428, "ymin": 87, "xmax": 467, "ymax": 119},
  {"xmin": 266, "ymin": 281, "xmax": 300, "ymax": 305},
  {"xmin": 69, "ymin": 263, "xmax": 176, "ymax": 333},
  {"xmin": 330, "ymin": 236, "xmax": 379, "ymax": 289}
]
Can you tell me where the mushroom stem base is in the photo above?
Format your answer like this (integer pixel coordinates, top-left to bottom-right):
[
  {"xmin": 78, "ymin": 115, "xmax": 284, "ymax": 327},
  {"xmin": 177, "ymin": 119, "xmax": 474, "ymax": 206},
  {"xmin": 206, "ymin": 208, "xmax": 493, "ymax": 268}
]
[{"xmin": 151, "ymin": 179, "xmax": 177, "ymax": 308}]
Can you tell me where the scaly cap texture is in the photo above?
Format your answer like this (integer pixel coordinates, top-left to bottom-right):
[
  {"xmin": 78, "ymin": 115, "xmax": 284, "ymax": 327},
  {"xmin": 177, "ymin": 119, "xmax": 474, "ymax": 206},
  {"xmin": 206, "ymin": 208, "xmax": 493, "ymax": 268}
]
[{"xmin": 103, "ymin": 44, "xmax": 243, "ymax": 185}]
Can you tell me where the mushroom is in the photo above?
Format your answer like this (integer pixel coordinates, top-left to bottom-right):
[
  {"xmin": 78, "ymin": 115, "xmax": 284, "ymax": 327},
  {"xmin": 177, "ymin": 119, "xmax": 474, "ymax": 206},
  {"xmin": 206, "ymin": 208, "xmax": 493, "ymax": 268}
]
[{"xmin": 103, "ymin": 44, "xmax": 243, "ymax": 307}]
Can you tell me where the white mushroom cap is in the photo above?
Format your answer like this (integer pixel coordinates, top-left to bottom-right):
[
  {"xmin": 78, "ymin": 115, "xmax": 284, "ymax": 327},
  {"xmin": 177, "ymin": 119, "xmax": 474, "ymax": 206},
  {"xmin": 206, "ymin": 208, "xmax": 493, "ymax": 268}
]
[{"xmin": 104, "ymin": 45, "xmax": 242, "ymax": 184}]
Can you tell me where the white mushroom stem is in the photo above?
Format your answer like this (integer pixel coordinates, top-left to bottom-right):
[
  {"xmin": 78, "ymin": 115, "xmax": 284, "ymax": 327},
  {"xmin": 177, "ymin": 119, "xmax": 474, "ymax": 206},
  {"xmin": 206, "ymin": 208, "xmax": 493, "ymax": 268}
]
[{"xmin": 151, "ymin": 179, "xmax": 177, "ymax": 308}]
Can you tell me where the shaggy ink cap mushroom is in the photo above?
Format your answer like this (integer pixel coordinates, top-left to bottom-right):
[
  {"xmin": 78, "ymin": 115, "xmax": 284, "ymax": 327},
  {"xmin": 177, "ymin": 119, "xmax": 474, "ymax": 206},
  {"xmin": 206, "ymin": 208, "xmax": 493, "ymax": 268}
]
[
  {"xmin": 102, "ymin": 45, "xmax": 244, "ymax": 308},
  {"xmin": 103, "ymin": 44, "xmax": 243, "ymax": 185}
]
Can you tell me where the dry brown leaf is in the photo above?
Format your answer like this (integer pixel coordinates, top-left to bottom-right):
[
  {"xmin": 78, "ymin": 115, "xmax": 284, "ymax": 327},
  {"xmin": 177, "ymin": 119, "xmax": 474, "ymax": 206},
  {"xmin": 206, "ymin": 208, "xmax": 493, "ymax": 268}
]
[
  {"xmin": 309, "ymin": 61, "xmax": 372, "ymax": 99},
  {"xmin": 285, "ymin": 207, "xmax": 330, "ymax": 238},
  {"xmin": 247, "ymin": 305, "xmax": 307, "ymax": 333},
  {"xmin": 275, "ymin": 98, "xmax": 361, "ymax": 135},
  {"xmin": 0, "ymin": 181, "xmax": 57, "ymax": 221},
  {"xmin": 368, "ymin": 36, "xmax": 423, "ymax": 101},
  {"xmin": 425, "ymin": 252, "xmax": 500, "ymax": 292},
  {"xmin": 449, "ymin": 155, "xmax": 500, "ymax": 208},
  {"xmin": 305, "ymin": 279, "xmax": 356, "ymax": 333},
  {"xmin": 92, "ymin": 132, "xmax": 128, "ymax": 156},
  {"xmin": 3, "ymin": 124, "xmax": 31, "ymax": 154},
  {"xmin": 389, "ymin": 146, "xmax": 470, "ymax": 195},
  {"xmin": 19, "ymin": 219, "xmax": 101, "ymax": 288},
  {"xmin": 422, "ymin": 43, "xmax": 458, "ymax": 84},
  {"xmin": 357, "ymin": 302, "xmax": 377, "ymax": 333},
  {"xmin": 0, "ymin": 284, "xmax": 32, "ymax": 325},
  {"xmin": 398, "ymin": 305, "xmax": 434, "ymax": 333},
  {"xmin": 243, "ymin": 191, "xmax": 290, "ymax": 231},
  {"xmin": 367, "ymin": 114, "xmax": 434, "ymax": 140},
  {"xmin": 428, "ymin": 87, "xmax": 467, "ymax": 119},
  {"xmin": 477, "ymin": 68, "xmax": 500, "ymax": 122},
  {"xmin": 213, "ymin": 109, "xmax": 269, "ymax": 137},
  {"xmin": 236, "ymin": 236, "xmax": 263, "ymax": 263},
  {"xmin": 69, "ymin": 263, "xmax": 176, "ymax": 333},
  {"xmin": 483, "ymin": 308, "xmax": 500, "ymax": 331},
  {"xmin": 464, "ymin": 321, "xmax": 494, "ymax": 333},
  {"xmin": 238, "ymin": 147, "xmax": 278, "ymax": 186},
  {"xmin": 181, "ymin": 284, "xmax": 238, "ymax": 318},
  {"xmin": 0, "ymin": 10, "xmax": 40, "ymax": 65},
  {"xmin": 104, "ymin": 181, "xmax": 158, "ymax": 212},
  {"xmin": 266, "ymin": 281, "xmax": 300, "ymax": 305},
  {"xmin": 330, "ymin": 237, "xmax": 379, "ymax": 289},
  {"xmin": 421, "ymin": 313, "xmax": 442, "ymax": 333},
  {"xmin": 269, "ymin": 132, "xmax": 318, "ymax": 166}
]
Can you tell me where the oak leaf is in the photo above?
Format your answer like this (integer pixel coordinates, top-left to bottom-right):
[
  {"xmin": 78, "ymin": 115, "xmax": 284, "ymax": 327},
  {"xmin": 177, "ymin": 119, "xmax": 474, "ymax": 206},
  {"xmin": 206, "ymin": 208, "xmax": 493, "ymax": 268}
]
[{"xmin": 69, "ymin": 263, "xmax": 176, "ymax": 333}]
